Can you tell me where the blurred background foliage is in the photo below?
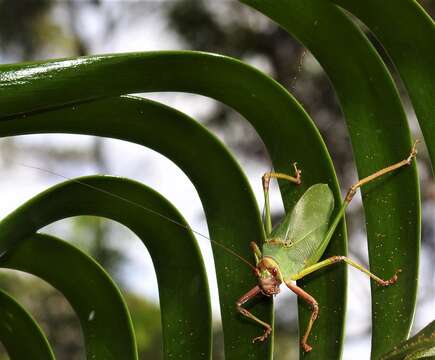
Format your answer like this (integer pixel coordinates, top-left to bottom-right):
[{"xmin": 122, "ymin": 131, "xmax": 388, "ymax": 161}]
[{"xmin": 0, "ymin": 1, "xmax": 433, "ymax": 359}]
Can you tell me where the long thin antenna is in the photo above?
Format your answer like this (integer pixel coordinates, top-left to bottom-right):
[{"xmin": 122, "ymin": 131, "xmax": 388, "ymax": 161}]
[
  {"xmin": 290, "ymin": 47, "xmax": 307, "ymax": 91},
  {"xmin": 17, "ymin": 163, "xmax": 256, "ymax": 271}
]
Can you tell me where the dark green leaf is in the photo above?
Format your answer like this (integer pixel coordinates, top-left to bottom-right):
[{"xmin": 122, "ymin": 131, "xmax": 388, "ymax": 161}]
[
  {"xmin": 1, "ymin": 233, "xmax": 137, "ymax": 360},
  {"xmin": 332, "ymin": 0, "xmax": 435, "ymax": 173},
  {"xmin": 380, "ymin": 320, "xmax": 435, "ymax": 360},
  {"xmin": 239, "ymin": 1, "xmax": 419, "ymax": 358},
  {"xmin": 0, "ymin": 176, "xmax": 211, "ymax": 359},
  {"xmin": 0, "ymin": 52, "xmax": 342, "ymax": 359},
  {"xmin": 0, "ymin": 288, "xmax": 55, "ymax": 360}
]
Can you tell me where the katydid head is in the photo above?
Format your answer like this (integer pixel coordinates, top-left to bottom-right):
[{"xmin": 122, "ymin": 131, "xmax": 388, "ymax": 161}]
[{"xmin": 256, "ymin": 257, "xmax": 282, "ymax": 296}]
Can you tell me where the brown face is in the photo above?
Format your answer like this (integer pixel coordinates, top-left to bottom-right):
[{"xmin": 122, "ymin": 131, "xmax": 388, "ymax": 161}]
[
  {"xmin": 256, "ymin": 259, "xmax": 282, "ymax": 296},
  {"xmin": 259, "ymin": 274, "xmax": 281, "ymax": 296}
]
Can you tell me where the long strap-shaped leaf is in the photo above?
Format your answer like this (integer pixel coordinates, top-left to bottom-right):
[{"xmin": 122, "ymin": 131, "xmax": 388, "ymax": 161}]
[
  {"xmin": 1, "ymin": 233, "xmax": 137, "ymax": 360},
  {"xmin": 0, "ymin": 288, "xmax": 55, "ymax": 360},
  {"xmin": 379, "ymin": 320, "xmax": 435, "ymax": 360},
  {"xmin": 0, "ymin": 52, "xmax": 344, "ymax": 360},
  {"xmin": 0, "ymin": 96, "xmax": 268, "ymax": 359},
  {"xmin": 240, "ymin": 1, "xmax": 420, "ymax": 358},
  {"xmin": 0, "ymin": 176, "xmax": 211, "ymax": 360},
  {"xmin": 332, "ymin": 0, "xmax": 435, "ymax": 173}
]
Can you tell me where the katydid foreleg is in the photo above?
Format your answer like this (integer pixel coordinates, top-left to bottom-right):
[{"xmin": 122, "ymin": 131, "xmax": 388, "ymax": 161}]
[
  {"xmin": 236, "ymin": 286, "xmax": 273, "ymax": 343},
  {"xmin": 262, "ymin": 162, "xmax": 301, "ymax": 235},
  {"xmin": 285, "ymin": 281, "xmax": 319, "ymax": 353}
]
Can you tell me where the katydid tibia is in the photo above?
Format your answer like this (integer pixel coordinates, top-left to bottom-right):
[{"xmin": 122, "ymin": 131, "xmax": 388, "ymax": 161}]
[{"xmin": 236, "ymin": 141, "xmax": 418, "ymax": 352}]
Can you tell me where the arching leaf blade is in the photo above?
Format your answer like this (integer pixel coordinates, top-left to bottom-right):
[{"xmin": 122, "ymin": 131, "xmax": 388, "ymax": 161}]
[
  {"xmin": 379, "ymin": 320, "xmax": 435, "ymax": 360},
  {"xmin": 0, "ymin": 52, "xmax": 344, "ymax": 360},
  {"xmin": 332, "ymin": 0, "xmax": 435, "ymax": 173},
  {"xmin": 0, "ymin": 176, "xmax": 211, "ymax": 360},
  {"xmin": 0, "ymin": 95, "xmax": 267, "ymax": 359},
  {"xmin": 0, "ymin": 233, "xmax": 138, "ymax": 360},
  {"xmin": 239, "ymin": 1, "xmax": 420, "ymax": 358},
  {"xmin": 0, "ymin": 288, "xmax": 55, "ymax": 360}
]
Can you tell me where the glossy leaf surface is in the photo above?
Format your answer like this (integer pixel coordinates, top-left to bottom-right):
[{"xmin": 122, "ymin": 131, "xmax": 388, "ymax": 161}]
[
  {"xmin": 332, "ymin": 0, "xmax": 435, "ymax": 173},
  {"xmin": 0, "ymin": 176, "xmax": 211, "ymax": 359},
  {"xmin": 0, "ymin": 233, "xmax": 137, "ymax": 359},
  {"xmin": 0, "ymin": 52, "xmax": 343, "ymax": 359},
  {"xmin": 0, "ymin": 95, "xmax": 266, "ymax": 359},
  {"xmin": 240, "ymin": 1, "xmax": 420, "ymax": 357},
  {"xmin": 0, "ymin": 289, "xmax": 54, "ymax": 360},
  {"xmin": 379, "ymin": 321, "xmax": 435, "ymax": 360}
]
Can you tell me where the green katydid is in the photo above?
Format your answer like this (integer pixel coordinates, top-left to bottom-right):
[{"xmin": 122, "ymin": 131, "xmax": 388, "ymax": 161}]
[
  {"xmin": 236, "ymin": 141, "xmax": 418, "ymax": 352},
  {"xmin": 15, "ymin": 141, "xmax": 418, "ymax": 353}
]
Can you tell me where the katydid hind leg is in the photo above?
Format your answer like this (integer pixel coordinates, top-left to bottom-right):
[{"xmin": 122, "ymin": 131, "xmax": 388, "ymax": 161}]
[
  {"xmin": 312, "ymin": 141, "xmax": 419, "ymax": 261},
  {"xmin": 285, "ymin": 281, "xmax": 318, "ymax": 353},
  {"xmin": 236, "ymin": 286, "xmax": 272, "ymax": 343},
  {"xmin": 345, "ymin": 140, "xmax": 418, "ymax": 203},
  {"xmin": 262, "ymin": 162, "xmax": 302, "ymax": 236}
]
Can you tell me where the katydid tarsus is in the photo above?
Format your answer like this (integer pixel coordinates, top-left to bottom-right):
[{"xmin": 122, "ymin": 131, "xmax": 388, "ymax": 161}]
[
  {"xmin": 15, "ymin": 141, "xmax": 418, "ymax": 353},
  {"xmin": 237, "ymin": 141, "xmax": 418, "ymax": 352}
]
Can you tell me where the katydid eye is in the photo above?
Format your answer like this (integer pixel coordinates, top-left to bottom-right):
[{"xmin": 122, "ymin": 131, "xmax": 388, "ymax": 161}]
[{"xmin": 271, "ymin": 268, "xmax": 278, "ymax": 276}]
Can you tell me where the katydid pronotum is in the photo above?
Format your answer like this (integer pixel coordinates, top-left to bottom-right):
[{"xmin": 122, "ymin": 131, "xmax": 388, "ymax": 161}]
[
  {"xmin": 15, "ymin": 141, "xmax": 418, "ymax": 353},
  {"xmin": 236, "ymin": 141, "xmax": 418, "ymax": 352}
]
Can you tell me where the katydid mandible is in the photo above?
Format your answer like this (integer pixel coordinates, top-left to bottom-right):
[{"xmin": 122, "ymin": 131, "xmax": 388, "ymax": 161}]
[{"xmin": 236, "ymin": 142, "xmax": 418, "ymax": 353}]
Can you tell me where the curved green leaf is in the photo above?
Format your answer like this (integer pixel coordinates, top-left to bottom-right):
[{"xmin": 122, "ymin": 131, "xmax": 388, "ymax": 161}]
[
  {"xmin": 0, "ymin": 288, "xmax": 55, "ymax": 360},
  {"xmin": 332, "ymin": 0, "xmax": 435, "ymax": 173},
  {"xmin": 0, "ymin": 233, "xmax": 137, "ymax": 360},
  {"xmin": 0, "ymin": 51, "xmax": 344, "ymax": 360},
  {"xmin": 380, "ymin": 320, "xmax": 435, "ymax": 360},
  {"xmin": 0, "ymin": 95, "xmax": 268, "ymax": 359},
  {"xmin": 0, "ymin": 176, "xmax": 211, "ymax": 359},
  {"xmin": 240, "ymin": 1, "xmax": 420, "ymax": 357}
]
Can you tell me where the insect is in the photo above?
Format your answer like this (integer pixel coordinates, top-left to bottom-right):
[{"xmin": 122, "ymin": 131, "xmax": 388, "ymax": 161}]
[
  {"xmin": 16, "ymin": 141, "xmax": 418, "ymax": 353},
  {"xmin": 236, "ymin": 141, "xmax": 418, "ymax": 352}
]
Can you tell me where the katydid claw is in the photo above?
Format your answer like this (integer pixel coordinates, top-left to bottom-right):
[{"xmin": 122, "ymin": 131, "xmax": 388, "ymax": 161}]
[
  {"xmin": 252, "ymin": 327, "xmax": 272, "ymax": 343},
  {"xmin": 302, "ymin": 342, "xmax": 313, "ymax": 352},
  {"xmin": 406, "ymin": 140, "xmax": 419, "ymax": 164},
  {"xmin": 292, "ymin": 162, "xmax": 302, "ymax": 184},
  {"xmin": 381, "ymin": 268, "xmax": 402, "ymax": 286}
]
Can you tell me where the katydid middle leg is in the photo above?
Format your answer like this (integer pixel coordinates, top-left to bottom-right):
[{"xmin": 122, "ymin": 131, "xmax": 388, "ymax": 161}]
[
  {"xmin": 292, "ymin": 256, "xmax": 401, "ymax": 285},
  {"xmin": 262, "ymin": 162, "xmax": 302, "ymax": 235}
]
